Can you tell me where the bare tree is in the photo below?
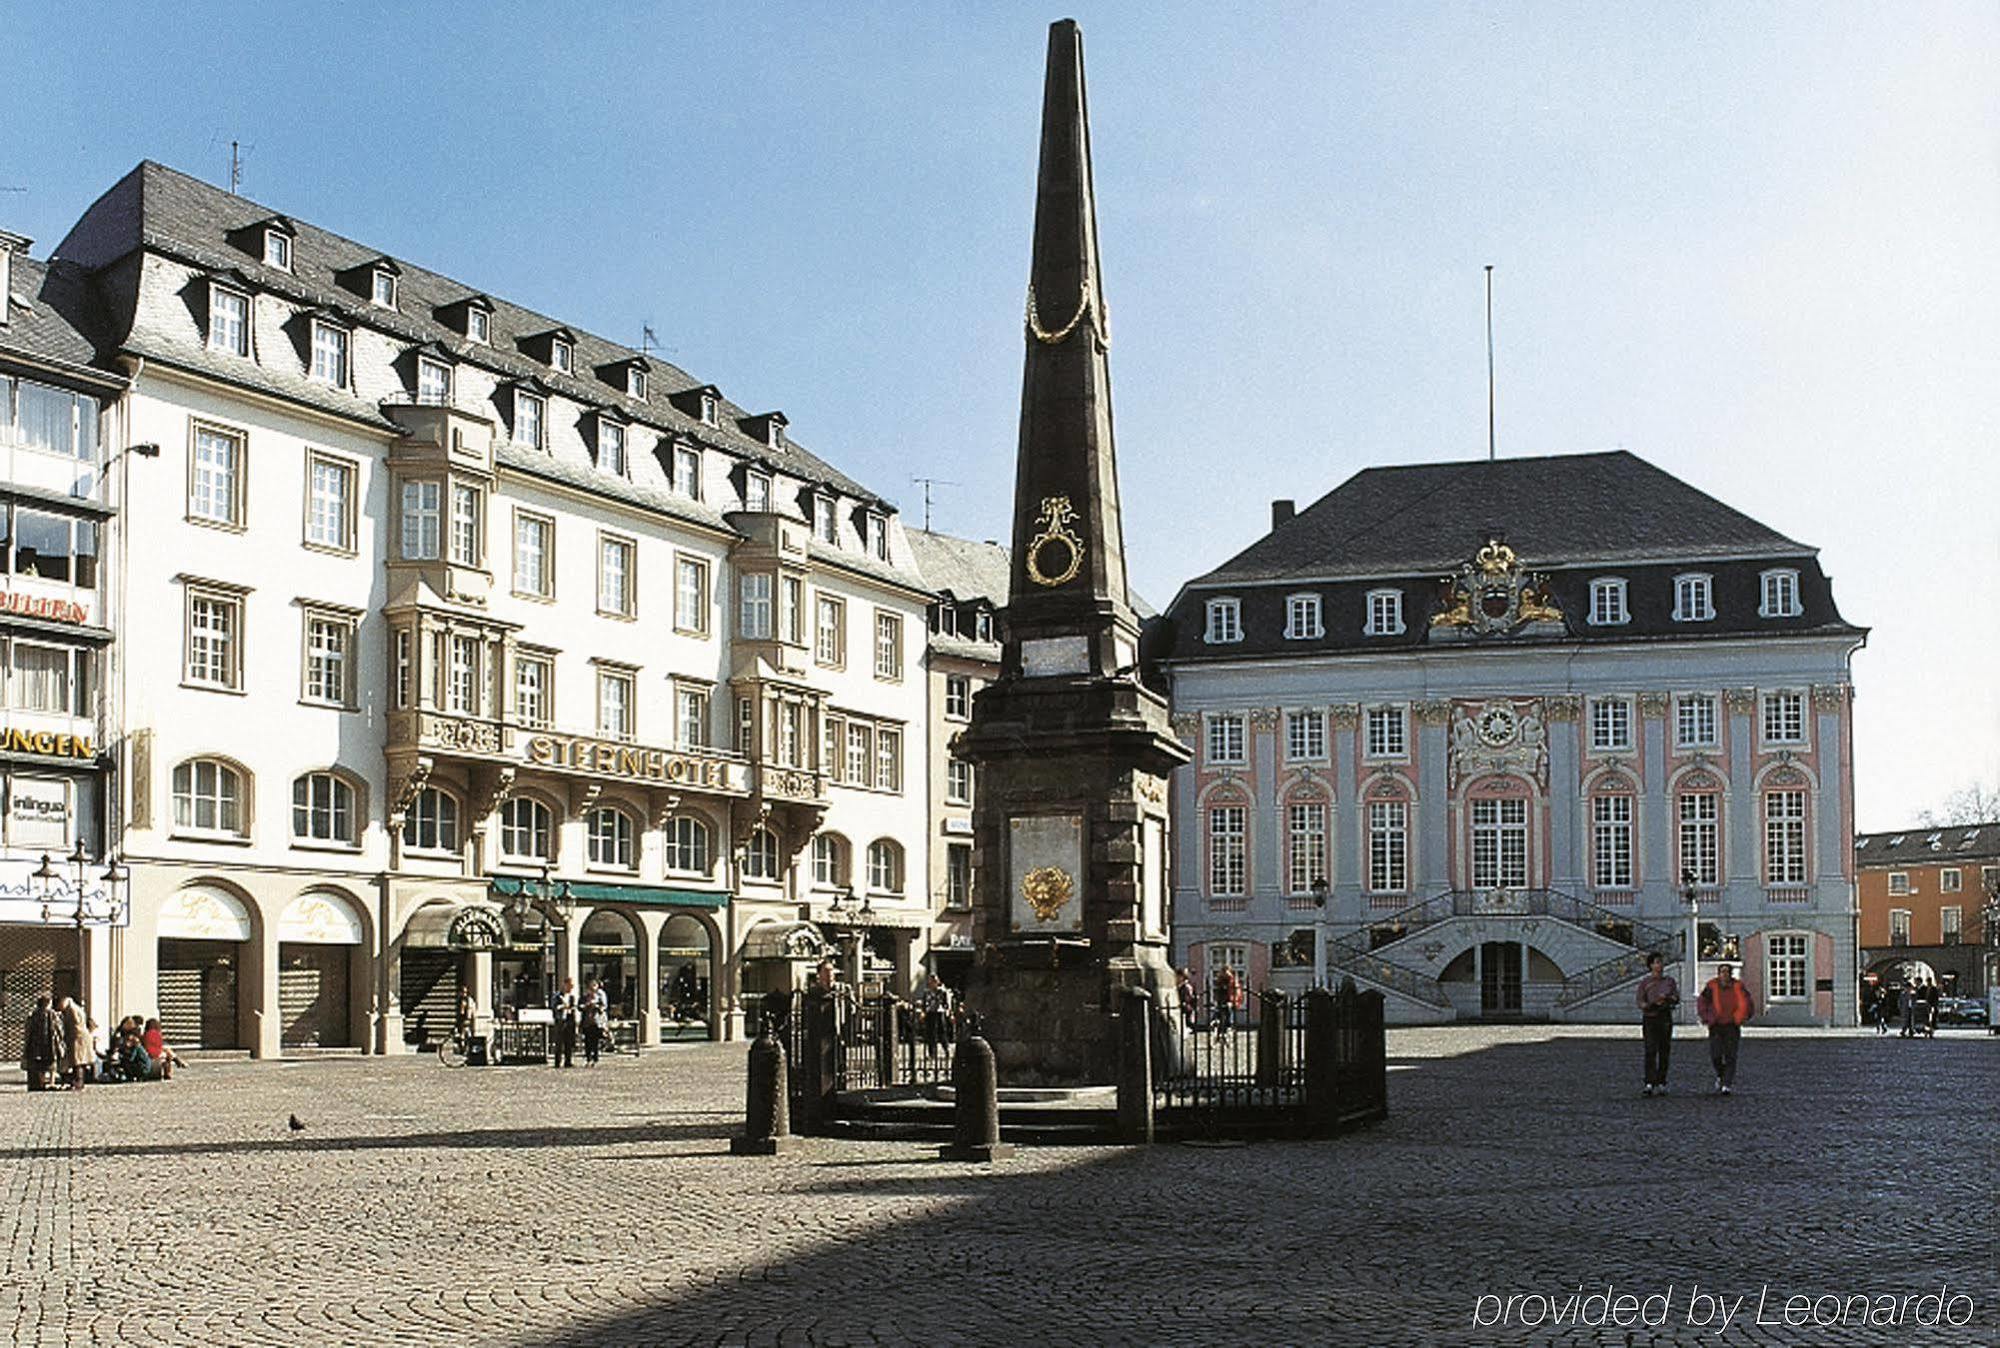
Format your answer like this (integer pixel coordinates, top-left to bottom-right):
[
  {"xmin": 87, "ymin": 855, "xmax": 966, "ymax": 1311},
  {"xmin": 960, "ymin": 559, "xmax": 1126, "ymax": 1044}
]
[{"xmin": 1917, "ymin": 781, "xmax": 2000, "ymax": 828}]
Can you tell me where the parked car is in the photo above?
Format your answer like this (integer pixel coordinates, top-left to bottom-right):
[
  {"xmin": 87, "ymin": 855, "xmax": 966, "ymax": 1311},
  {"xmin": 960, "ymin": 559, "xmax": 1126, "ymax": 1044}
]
[{"xmin": 1937, "ymin": 996, "xmax": 1989, "ymax": 1026}]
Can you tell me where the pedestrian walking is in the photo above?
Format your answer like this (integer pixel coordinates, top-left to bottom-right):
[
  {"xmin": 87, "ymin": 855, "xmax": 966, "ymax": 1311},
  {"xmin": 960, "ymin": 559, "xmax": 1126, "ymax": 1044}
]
[
  {"xmin": 22, "ymin": 995, "xmax": 61, "ymax": 1091},
  {"xmin": 1635, "ymin": 953, "xmax": 1680, "ymax": 1096},
  {"xmin": 1175, "ymin": 967, "xmax": 1198, "ymax": 1031},
  {"xmin": 57, "ymin": 996, "xmax": 92, "ymax": 1091},
  {"xmin": 550, "ymin": 978, "xmax": 579, "ymax": 1069},
  {"xmin": 917, "ymin": 973, "xmax": 953, "ymax": 1057},
  {"xmin": 580, "ymin": 980, "xmax": 607, "ymax": 1065},
  {"xmin": 1900, "ymin": 981, "xmax": 1920, "ymax": 1038},
  {"xmin": 1211, "ymin": 964, "xmax": 1242, "ymax": 1033},
  {"xmin": 1696, "ymin": 962, "xmax": 1755, "ymax": 1095}
]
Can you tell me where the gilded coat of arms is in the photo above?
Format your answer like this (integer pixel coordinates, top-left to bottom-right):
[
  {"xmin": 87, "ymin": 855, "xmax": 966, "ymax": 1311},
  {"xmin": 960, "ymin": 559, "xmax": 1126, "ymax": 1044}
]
[
  {"xmin": 1431, "ymin": 533, "xmax": 1564, "ymax": 636},
  {"xmin": 1021, "ymin": 866, "xmax": 1075, "ymax": 922}
]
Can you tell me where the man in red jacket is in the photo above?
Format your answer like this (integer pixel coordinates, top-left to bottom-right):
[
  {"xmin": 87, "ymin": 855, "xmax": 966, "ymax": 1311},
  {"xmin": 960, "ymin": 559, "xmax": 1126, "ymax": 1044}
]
[{"xmin": 1697, "ymin": 962, "xmax": 1756, "ymax": 1095}]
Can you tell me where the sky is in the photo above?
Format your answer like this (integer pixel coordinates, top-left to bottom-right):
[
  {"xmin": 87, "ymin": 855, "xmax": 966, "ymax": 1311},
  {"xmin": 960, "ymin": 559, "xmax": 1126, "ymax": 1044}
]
[{"xmin": 5, "ymin": 3, "xmax": 1995, "ymax": 830}]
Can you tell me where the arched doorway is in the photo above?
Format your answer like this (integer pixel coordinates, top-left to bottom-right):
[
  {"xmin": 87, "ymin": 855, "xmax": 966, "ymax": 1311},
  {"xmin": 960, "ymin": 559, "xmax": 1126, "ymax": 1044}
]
[
  {"xmin": 158, "ymin": 885, "xmax": 253, "ymax": 1049},
  {"xmin": 276, "ymin": 891, "xmax": 365, "ymax": 1049},
  {"xmin": 578, "ymin": 911, "xmax": 638, "ymax": 1020},
  {"xmin": 657, "ymin": 914, "xmax": 714, "ymax": 1041}
]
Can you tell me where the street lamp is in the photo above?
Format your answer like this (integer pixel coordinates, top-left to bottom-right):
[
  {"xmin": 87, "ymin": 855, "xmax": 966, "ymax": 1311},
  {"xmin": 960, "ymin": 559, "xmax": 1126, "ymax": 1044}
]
[
  {"xmin": 1680, "ymin": 867, "xmax": 1701, "ymax": 1025},
  {"xmin": 509, "ymin": 863, "xmax": 575, "ymax": 1005},
  {"xmin": 34, "ymin": 844, "xmax": 128, "ymax": 1006},
  {"xmin": 1310, "ymin": 875, "xmax": 1331, "ymax": 988}
]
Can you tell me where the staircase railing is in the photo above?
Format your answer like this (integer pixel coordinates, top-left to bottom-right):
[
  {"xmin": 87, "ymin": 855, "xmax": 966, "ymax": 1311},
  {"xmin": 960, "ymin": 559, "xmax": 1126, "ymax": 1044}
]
[
  {"xmin": 1319, "ymin": 933, "xmax": 1452, "ymax": 1008},
  {"xmin": 1554, "ymin": 940, "xmax": 1686, "ymax": 1008}
]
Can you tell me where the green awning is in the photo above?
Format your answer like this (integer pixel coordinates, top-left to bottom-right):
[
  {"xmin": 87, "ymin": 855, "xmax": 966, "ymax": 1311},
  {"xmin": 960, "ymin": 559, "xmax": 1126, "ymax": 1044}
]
[{"xmin": 487, "ymin": 876, "xmax": 729, "ymax": 910}]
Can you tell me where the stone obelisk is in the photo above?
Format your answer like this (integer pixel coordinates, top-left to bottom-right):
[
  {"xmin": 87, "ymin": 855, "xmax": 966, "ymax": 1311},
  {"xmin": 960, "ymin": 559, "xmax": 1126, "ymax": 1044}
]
[{"xmin": 953, "ymin": 18, "xmax": 1190, "ymax": 1085}]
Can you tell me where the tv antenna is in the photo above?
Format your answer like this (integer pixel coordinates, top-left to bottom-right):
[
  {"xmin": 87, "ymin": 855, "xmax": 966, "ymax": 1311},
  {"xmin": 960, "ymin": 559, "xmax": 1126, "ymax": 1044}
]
[
  {"xmin": 230, "ymin": 141, "xmax": 242, "ymax": 194},
  {"xmin": 1484, "ymin": 264, "xmax": 1496, "ymax": 461},
  {"xmin": 911, "ymin": 476, "xmax": 956, "ymax": 532},
  {"xmin": 641, "ymin": 323, "xmax": 658, "ymax": 355}
]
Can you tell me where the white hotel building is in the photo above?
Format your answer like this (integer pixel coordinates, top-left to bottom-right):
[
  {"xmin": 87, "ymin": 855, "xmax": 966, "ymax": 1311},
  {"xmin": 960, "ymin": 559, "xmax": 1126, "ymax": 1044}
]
[{"xmin": 38, "ymin": 161, "xmax": 932, "ymax": 1055}]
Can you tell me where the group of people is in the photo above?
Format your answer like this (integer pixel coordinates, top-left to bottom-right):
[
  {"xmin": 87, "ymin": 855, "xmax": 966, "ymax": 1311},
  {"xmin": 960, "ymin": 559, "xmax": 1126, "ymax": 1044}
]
[
  {"xmin": 545, "ymin": 978, "xmax": 613, "ymax": 1068},
  {"xmin": 1635, "ymin": 955, "xmax": 1756, "ymax": 1096},
  {"xmin": 1173, "ymin": 964, "xmax": 1244, "ymax": 1032},
  {"xmin": 1860, "ymin": 978, "xmax": 1943, "ymax": 1037},
  {"xmin": 20, "ymin": 996, "xmax": 182, "ymax": 1090}
]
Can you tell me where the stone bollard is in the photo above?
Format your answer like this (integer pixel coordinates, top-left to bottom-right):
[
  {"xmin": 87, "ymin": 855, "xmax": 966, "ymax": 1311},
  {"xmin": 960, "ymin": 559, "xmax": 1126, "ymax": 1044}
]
[
  {"xmin": 1116, "ymin": 987, "xmax": 1154, "ymax": 1145},
  {"xmin": 731, "ymin": 1030, "xmax": 802, "ymax": 1156},
  {"xmin": 939, "ymin": 1035, "xmax": 1015, "ymax": 1162}
]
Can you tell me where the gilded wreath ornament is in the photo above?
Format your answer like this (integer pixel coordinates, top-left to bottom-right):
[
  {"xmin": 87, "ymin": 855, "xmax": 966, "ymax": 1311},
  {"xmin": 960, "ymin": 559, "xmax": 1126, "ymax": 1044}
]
[
  {"xmin": 1025, "ymin": 495, "xmax": 1084, "ymax": 588},
  {"xmin": 1021, "ymin": 866, "xmax": 1076, "ymax": 922}
]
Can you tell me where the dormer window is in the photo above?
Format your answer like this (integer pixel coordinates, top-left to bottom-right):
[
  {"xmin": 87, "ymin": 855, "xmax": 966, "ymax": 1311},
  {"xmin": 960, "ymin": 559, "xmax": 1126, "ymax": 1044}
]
[
  {"xmin": 769, "ymin": 422, "xmax": 784, "ymax": 450},
  {"xmin": 551, "ymin": 338, "xmax": 572, "ymax": 374},
  {"xmin": 814, "ymin": 495, "xmax": 839, "ymax": 545},
  {"xmin": 1760, "ymin": 568, "xmax": 1801, "ymax": 618},
  {"xmin": 1673, "ymin": 573, "xmax": 1714, "ymax": 622},
  {"xmin": 1284, "ymin": 593, "xmax": 1323, "ymax": 640},
  {"xmin": 310, "ymin": 319, "xmax": 349, "ymax": 387},
  {"xmin": 975, "ymin": 610, "xmax": 994, "ymax": 642},
  {"xmin": 867, "ymin": 511, "xmax": 888, "ymax": 561},
  {"xmin": 672, "ymin": 444, "xmax": 701, "ymax": 499},
  {"xmin": 466, "ymin": 307, "xmax": 489, "ymax": 344},
  {"xmin": 1589, "ymin": 577, "xmax": 1628, "ymax": 626},
  {"xmin": 1204, "ymin": 597, "xmax": 1242, "ymax": 644},
  {"xmin": 1364, "ymin": 589, "xmax": 1405, "ymax": 636},
  {"xmin": 701, "ymin": 393, "xmax": 717, "ymax": 425},
  {"xmin": 744, "ymin": 470, "xmax": 771, "ymax": 513},
  {"xmin": 371, "ymin": 269, "xmax": 397, "ymax": 308},
  {"xmin": 513, "ymin": 390, "xmax": 545, "ymax": 449},
  {"xmin": 626, "ymin": 367, "xmax": 647, "ymax": 400},
  {"xmin": 263, "ymin": 229, "xmax": 292, "ymax": 270},
  {"xmin": 417, "ymin": 357, "xmax": 452, "ymax": 407},
  {"xmin": 208, "ymin": 284, "xmax": 249, "ymax": 356},
  {"xmin": 597, "ymin": 419, "xmax": 628, "ymax": 476}
]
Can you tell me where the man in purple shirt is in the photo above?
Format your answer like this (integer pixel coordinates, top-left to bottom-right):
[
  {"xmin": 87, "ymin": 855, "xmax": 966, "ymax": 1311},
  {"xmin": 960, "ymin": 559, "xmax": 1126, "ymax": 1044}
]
[{"xmin": 1636, "ymin": 953, "xmax": 1680, "ymax": 1096}]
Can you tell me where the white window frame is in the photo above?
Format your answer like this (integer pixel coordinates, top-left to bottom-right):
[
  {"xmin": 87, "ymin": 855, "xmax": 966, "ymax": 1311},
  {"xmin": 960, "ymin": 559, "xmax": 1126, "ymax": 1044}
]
[
  {"xmin": 417, "ymin": 357, "xmax": 452, "ymax": 406},
  {"xmin": 514, "ymin": 653, "xmax": 553, "ymax": 729},
  {"xmin": 309, "ymin": 319, "xmax": 350, "ymax": 387},
  {"xmin": 1471, "ymin": 796, "xmax": 1528, "ymax": 890},
  {"xmin": 1674, "ymin": 693, "xmax": 1718, "ymax": 749},
  {"xmin": 1367, "ymin": 800, "xmax": 1408, "ymax": 894},
  {"xmin": 188, "ymin": 421, "xmax": 246, "ymax": 528},
  {"xmin": 587, "ymin": 806, "xmax": 637, "ymax": 871},
  {"xmin": 1208, "ymin": 805, "xmax": 1247, "ymax": 897},
  {"xmin": 303, "ymin": 451, "xmax": 357, "ymax": 554},
  {"xmin": 400, "ymin": 480, "xmax": 441, "ymax": 561},
  {"xmin": 674, "ymin": 555, "xmax": 711, "ymax": 637},
  {"xmin": 866, "ymin": 839, "xmax": 903, "ymax": 894},
  {"xmin": 738, "ymin": 573, "xmax": 773, "ymax": 640},
  {"xmin": 1206, "ymin": 713, "xmax": 1246, "ymax": 766},
  {"xmin": 946, "ymin": 758, "xmax": 974, "ymax": 806},
  {"xmin": 1672, "ymin": 572, "xmax": 1714, "ymax": 623},
  {"xmin": 401, "ymin": 787, "xmax": 460, "ymax": 854},
  {"xmin": 626, "ymin": 367, "xmax": 647, "ymax": 400},
  {"xmin": 1591, "ymin": 794, "xmax": 1634, "ymax": 890},
  {"xmin": 744, "ymin": 471, "xmax": 771, "ymax": 513},
  {"xmin": 1204, "ymin": 597, "xmax": 1242, "ymax": 645},
  {"xmin": 1764, "ymin": 789, "xmax": 1808, "ymax": 886},
  {"xmin": 1588, "ymin": 577, "xmax": 1629, "ymax": 626},
  {"xmin": 1941, "ymin": 868, "xmax": 1962, "ymax": 894},
  {"xmin": 1284, "ymin": 592, "xmax": 1323, "ymax": 640},
  {"xmin": 1363, "ymin": 705, "xmax": 1407, "ymax": 760},
  {"xmin": 1588, "ymin": 697, "xmax": 1633, "ymax": 753},
  {"xmin": 598, "ymin": 534, "xmax": 637, "ymax": 619},
  {"xmin": 1759, "ymin": 568, "xmax": 1801, "ymax": 619},
  {"xmin": 513, "ymin": 510, "xmax": 554, "ymax": 600},
  {"xmin": 500, "ymin": 797, "xmax": 555, "ymax": 863},
  {"xmin": 513, "ymin": 391, "xmax": 545, "ymax": 449},
  {"xmin": 1364, "ymin": 589, "xmax": 1405, "ymax": 637},
  {"xmin": 1761, "ymin": 690, "xmax": 1806, "ymax": 747},
  {"xmin": 449, "ymin": 482, "xmax": 484, "ymax": 568},
  {"xmin": 1887, "ymin": 872, "xmax": 1911, "ymax": 896},
  {"xmin": 183, "ymin": 584, "xmax": 244, "ymax": 692},
  {"xmin": 875, "ymin": 726, "xmax": 902, "ymax": 792},
  {"xmin": 597, "ymin": 419, "xmax": 628, "ymax": 476},
  {"xmin": 291, "ymin": 771, "xmax": 357, "ymax": 846},
  {"xmin": 814, "ymin": 495, "xmax": 840, "ymax": 545},
  {"xmin": 173, "ymin": 758, "xmax": 248, "ymax": 838},
  {"xmin": 1942, "ymin": 905, "xmax": 1963, "ymax": 944},
  {"xmin": 675, "ymin": 684, "xmax": 710, "ymax": 751},
  {"xmin": 208, "ymin": 284, "xmax": 249, "ymax": 356},
  {"xmin": 263, "ymin": 229, "xmax": 291, "ymax": 270},
  {"xmin": 1285, "ymin": 709, "xmax": 1326, "ymax": 762},
  {"xmin": 868, "ymin": 512, "xmax": 889, "ymax": 561},
  {"xmin": 1888, "ymin": 908, "xmax": 1911, "ymax": 945},
  {"xmin": 944, "ymin": 673, "xmax": 971, "ymax": 721},
  {"xmin": 5, "ymin": 639, "xmax": 92, "ymax": 717},
  {"xmin": 371, "ymin": 269, "xmax": 397, "ymax": 308},
  {"xmin": 1286, "ymin": 800, "xmax": 1328, "ymax": 895},
  {"xmin": 1678, "ymin": 791, "xmax": 1720, "ymax": 887},
  {"xmin": 873, "ymin": 610, "xmax": 902, "ymax": 681},
  {"xmin": 550, "ymin": 337, "xmax": 573, "ymax": 374},
  {"xmin": 815, "ymin": 594, "xmax": 845, "ymax": 668},
  {"xmin": 466, "ymin": 307, "xmax": 490, "ymax": 345},
  {"xmin": 1765, "ymin": 933, "xmax": 1809, "ymax": 1001},
  {"xmin": 300, "ymin": 607, "xmax": 356, "ymax": 709},
  {"xmin": 596, "ymin": 667, "xmax": 636, "ymax": 742},
  {"xmin": 672, "ymin": 445, "xmax": 701, "ymax": 499}
]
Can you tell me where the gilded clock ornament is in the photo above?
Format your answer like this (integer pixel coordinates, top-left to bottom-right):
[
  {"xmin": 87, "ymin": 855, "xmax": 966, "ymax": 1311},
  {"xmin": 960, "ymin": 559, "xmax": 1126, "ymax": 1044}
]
[
  {"xmin": 1025, "ymin": 495, "xmax": 1084, "ymax": 587},
  {"xmin": 1021, "ymin": 865, "xmax": 1076, "ymax": 922},
  {"xmin": 1476, "ymin": 704, "xmax": 1519, "ymax": 747}
]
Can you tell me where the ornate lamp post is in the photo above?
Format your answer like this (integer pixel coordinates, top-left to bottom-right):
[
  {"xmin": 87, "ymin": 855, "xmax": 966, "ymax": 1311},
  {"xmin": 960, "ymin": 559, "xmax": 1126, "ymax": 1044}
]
[
  {"xmin": 1310, "ymin": 875, "xmax": 1331, "ymax": 988},
  {"xmin": 509, "ymin": 862, "xmax": 574, "ymax": 1006},
  {"xmin": 35, "ymin": 843, "xmax": 129, "ymax": 1006}
]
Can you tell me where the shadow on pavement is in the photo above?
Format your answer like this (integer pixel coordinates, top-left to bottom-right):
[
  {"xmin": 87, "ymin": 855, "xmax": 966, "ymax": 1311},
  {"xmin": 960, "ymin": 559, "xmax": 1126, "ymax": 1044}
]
[{"xmin": 0, "ymin": 1118, "xmax": 734, "ymax": 1162}]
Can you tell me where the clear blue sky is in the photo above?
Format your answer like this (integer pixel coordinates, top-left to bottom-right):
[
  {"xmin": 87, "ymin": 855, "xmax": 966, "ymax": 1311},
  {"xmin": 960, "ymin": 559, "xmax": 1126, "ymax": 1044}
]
[{"xmin": 6, "ymin": 3, "xmax": 1995, "ymax": 829}]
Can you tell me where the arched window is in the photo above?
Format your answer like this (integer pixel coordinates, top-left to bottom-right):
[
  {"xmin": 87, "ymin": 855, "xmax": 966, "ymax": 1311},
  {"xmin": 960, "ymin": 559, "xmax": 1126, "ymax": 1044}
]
[
  {"xmin": 291, "ymin": 771, "xmax": 356, "ymax": 844},
  {"xmin": 866, "ymin": 839, "xmax": 903, "ymax": 894},
  {"xmin": 811, "ymin": 833, "xmax": 850, "ymax": 888},
  {"xmin": 500, "ymin": 797, "xmax": 554, "ymax": 861},
  {"xmin": 743, "ymin": 827, "xmax": 781, "ymax": 882},
  {"xmin": 173, "ymin": 758, "xmax": 246, "ymax": 837},
  {"xmin": 402, "ymin": 787, "xmax": 460, "ymax": 852},
  {"xmin": 587, "ymin": 806, "xmax": 636, "ymax": 870},
  {"xmin": 664, "ymin": 816, "xmax": 711, "ymax": 875}
]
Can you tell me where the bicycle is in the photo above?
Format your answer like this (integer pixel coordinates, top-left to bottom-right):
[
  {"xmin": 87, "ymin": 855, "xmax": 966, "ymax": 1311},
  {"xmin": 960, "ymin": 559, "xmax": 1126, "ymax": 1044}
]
[{"xmin": 436, "ymin": 1025, "xmax": 473, "ymax": 1067}]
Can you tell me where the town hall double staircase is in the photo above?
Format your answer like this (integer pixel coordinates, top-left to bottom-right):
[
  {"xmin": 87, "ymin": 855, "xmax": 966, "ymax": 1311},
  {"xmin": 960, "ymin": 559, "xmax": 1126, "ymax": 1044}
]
[{"xmin": 1321, "ymin": 888, "xmax": 1688, "ymax": 1015}]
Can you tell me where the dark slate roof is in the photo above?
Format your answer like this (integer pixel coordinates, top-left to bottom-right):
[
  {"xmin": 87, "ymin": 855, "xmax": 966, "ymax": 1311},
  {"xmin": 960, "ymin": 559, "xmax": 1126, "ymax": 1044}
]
[
  {"xmin": 51, "ymin": 161, "xmax": 889, "ymax": 506},
  {"xmin": 1854, "ymin": 825, "xmax": 2000, "ymax": 867},
  {"xmin": 1192, "ymin": 451, "xmax": 1808, "ymax": 586},
  {"xmin": 908, "ymin": 530, "xmax": 1010, "ymax": 607},
  {"xmin": 1, "ymin": 255, "xmax": 122, "ymax": 383}
]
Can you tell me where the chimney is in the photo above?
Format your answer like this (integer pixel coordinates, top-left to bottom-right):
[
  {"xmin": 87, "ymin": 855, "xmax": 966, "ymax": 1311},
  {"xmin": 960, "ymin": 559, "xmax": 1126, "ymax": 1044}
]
[{"xmin": 1271, "ymin": 499, "xmax": 1296, "ymax": 529}]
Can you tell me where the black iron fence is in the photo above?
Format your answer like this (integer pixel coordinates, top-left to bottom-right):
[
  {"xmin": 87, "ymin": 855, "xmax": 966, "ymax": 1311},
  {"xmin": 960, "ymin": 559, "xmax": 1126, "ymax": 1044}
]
[{"xmin": 765, "ymin": 989, "xmax": 970, "ymax": 1126}]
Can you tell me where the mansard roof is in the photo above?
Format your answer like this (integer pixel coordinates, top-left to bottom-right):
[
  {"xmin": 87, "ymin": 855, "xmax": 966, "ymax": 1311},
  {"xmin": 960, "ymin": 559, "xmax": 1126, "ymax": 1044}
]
[
  {"xmin": 51, "ymin": 160, "xmax": 889, "ymax": 507},
  {"xmin": 1854, "ymin": 825, "xmax": 2000, "ymax": 868},
  {"xmin": 1, "ymin": 254, "xmax": 122, "ymax": 383},
  {"xmin": 1192, "ymin": 451, "xmax": 1807, "ymax": 587}
]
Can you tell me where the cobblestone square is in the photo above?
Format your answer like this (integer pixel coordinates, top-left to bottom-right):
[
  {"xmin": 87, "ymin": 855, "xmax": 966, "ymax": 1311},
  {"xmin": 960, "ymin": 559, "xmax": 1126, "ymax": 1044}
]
[{"xmin": 4, "ymin": 1027, "xmax": 1995, "ymax": 1347}]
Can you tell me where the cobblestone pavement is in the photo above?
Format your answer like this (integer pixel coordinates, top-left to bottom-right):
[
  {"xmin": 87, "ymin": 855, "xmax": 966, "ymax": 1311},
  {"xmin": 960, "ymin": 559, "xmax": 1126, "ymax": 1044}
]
[{"xmin": 3, "ymin": 1026, "xmax": 1995, "ymax": 1347}]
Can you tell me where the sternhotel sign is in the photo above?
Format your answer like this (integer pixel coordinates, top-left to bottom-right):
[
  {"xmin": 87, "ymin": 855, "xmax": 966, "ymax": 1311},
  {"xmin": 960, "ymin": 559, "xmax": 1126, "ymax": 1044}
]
[{"xmin": 524, "ymin": 732, "xmax": 748, "ymax": 794}]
